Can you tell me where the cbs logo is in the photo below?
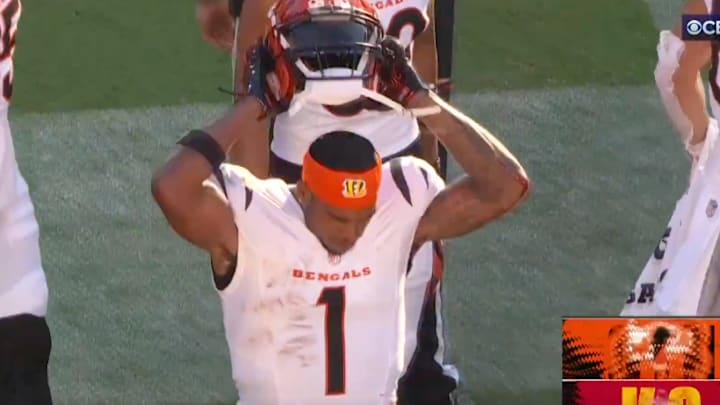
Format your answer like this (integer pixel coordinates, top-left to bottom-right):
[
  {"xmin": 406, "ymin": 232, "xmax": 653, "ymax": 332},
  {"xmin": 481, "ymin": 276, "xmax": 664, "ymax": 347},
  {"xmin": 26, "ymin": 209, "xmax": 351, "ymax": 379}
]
[{"xmin": 686, "ymin": 19, "xmax": 720, "ymax": 36}]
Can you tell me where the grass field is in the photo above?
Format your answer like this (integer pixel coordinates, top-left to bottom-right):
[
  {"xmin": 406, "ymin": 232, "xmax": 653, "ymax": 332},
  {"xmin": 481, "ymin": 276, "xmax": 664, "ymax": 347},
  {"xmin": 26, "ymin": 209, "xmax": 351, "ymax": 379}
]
[{"xmin": 9, "ymin": 0, "xmax": 691, "ymax": 403}]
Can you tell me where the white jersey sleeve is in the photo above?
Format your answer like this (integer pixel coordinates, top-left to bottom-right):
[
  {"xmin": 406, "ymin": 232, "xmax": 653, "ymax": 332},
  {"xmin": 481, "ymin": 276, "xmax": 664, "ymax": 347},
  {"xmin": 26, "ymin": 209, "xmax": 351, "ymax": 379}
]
[
  {"xmin": 213, "ymin": 163, "xmax": 304, "ymax": 290},
  {"xmin": 386, "ymin": 156, "xmax": 445, "ymax": 226},
  {"xmin": 215, "ymin": 163, "xmax": 252, "ymax": 225}
]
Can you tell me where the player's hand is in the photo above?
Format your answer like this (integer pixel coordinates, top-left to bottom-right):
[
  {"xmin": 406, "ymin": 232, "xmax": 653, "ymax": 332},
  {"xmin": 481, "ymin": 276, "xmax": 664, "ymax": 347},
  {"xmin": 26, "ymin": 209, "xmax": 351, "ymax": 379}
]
[
  {"xmin": 244, "ymin": 41, "xmax": 287, "ymax": 117},
  {"xmin": 196, "ymin": 0, "xmax": 235, "ymax": 53},
  {"xmin": 378, "ymin": 36, "xmax": 430, "ymax": 107}
]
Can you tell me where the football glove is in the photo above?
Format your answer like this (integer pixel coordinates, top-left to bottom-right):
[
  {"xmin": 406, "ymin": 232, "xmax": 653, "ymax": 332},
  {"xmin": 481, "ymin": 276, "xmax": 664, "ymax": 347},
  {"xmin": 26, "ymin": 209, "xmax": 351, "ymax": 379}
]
[
  {"xmin": 244, "ymin": 40, "xmax": 288, "ymax": 117},
  {"xmin": 378, "ymin": 36, "xmax": 429, "ymax": 107}
]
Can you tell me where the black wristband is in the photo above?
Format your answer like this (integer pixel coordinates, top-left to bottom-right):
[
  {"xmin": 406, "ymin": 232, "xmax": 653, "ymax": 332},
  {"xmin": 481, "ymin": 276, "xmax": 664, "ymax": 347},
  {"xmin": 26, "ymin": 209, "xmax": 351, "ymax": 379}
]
[{"xmin": 177, "ymin": 130, "xmax": 226, "ymax": 170}]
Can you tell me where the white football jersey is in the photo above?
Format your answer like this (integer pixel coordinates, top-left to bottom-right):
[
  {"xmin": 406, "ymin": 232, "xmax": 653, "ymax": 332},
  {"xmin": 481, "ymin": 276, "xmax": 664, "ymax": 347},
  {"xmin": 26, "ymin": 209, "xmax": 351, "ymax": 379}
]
[
  {"xmin": 216, "ymin": 156, "xmax": 444, "ymax": 405},
  {"xmin": 270, "ymin": 0, "xmax": 432, "ymax": 165}
]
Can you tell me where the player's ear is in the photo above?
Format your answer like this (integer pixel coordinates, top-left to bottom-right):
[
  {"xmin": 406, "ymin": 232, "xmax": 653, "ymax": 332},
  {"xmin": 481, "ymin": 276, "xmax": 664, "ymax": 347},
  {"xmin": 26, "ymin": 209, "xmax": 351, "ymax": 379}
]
[{"xmin": 296, "ymin": 180, "xmax": 311, "ymax": 205}]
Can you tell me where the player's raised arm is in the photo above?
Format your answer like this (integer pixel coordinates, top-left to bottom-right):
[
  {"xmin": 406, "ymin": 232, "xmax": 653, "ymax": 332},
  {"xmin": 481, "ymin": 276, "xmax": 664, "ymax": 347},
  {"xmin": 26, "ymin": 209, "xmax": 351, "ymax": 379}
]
[
  {"xmin": 655, "ymin": 0, "xmax": 712, "ymax": 149},
  {"xmin": 412, "ymin": 0, "xmax": 442, "ymax": 173},
  {"xmin": 410, "ymin": 91, "xmax": 530, "ymax": 244},
  {"xmin": 195, "ymin": 0, "xmax": 275, "ymax": 176},
  {"xmin": 152, "ymin": 44, "xmax": 280, "ymax": 274},
  {"xmin": 151, "ymin": 99, "xmax": 258, "ymax": 250},
  {"xmin": 227, "ymin": 0, "xmax": 278, "ymax": 177},
  {"xmin": 377, "ymin": 37, "xmax": 530, "ymax": 244},
  {"xmin": 231, "ymin": 0, "xmax": 276, "ymax": 91}
]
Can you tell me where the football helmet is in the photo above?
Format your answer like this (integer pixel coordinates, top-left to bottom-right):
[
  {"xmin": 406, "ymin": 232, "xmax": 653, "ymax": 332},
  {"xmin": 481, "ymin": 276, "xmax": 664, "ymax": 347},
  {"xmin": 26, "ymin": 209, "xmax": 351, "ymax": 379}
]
[{"xmin": 266, "ymin": 0, "xmax": 406, "ymax": 115}]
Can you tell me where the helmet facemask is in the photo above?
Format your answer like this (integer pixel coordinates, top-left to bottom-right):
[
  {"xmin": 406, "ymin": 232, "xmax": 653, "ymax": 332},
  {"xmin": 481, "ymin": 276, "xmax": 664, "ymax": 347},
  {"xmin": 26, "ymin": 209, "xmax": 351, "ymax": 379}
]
[{"xmin": 272, "ymin": 6, "xmax": 406, "ymax": 115}]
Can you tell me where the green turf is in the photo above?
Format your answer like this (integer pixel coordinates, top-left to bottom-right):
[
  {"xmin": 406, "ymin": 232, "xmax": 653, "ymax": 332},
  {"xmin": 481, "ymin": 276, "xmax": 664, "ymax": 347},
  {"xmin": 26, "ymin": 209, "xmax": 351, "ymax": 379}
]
[
  {"xmin": 13, "ymin": 0, "xmax": 230, "ymax": 113},
  {"xmin": 445, "ymin": 88, "xmax": 688, "ymax": 401},
  {"xmin": 453, "ymin": 0, "xmax": 659, "ymax": 91},
  {"xmin": 13, "ymin": 0, "xmax": 659, "ymax": 113},
  {"xmin": 14, "ymin": 104, "xmax": 236, "ymax": 403}
]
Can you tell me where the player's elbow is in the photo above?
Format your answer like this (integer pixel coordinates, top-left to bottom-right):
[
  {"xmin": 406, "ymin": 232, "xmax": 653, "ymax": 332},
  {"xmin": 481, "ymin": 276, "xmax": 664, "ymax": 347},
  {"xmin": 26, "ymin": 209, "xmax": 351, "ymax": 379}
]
[
  {"xmin": 150, "ymin": 169, "xmax": 178, "ymax": 214},
  {"xmin": 499, "ymin": 169, "xmax": 532, "ymax": 213},
  {"xmin": 484, "ymin": 166, "xmax": 532, "ymax": 216},
  {"xmin": 463, "ymin": 167, "xmax": 531, "ymax": 226}
]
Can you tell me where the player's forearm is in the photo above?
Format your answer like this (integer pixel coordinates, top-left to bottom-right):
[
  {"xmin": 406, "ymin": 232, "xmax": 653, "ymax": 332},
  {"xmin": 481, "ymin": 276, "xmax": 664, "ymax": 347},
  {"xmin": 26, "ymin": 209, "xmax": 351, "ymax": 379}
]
[
  {"xmin": 231, "ymin": 0, "xmax": 276, "ymax": 96},
  {"xmin": 227, "ymin": 119, "xmax": 270, "ymax": 178},
  {"xmin": 413, "ymin": 92, "xmax": 530, "ymax": 209}
]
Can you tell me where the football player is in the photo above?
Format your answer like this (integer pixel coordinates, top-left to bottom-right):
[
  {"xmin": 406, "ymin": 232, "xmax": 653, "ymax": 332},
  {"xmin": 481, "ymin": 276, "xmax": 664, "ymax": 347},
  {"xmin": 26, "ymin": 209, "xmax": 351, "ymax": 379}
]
[
  {"xmin": 0, "ymin": 1, "xmax": 53, "ymax": 403},
  {"xmin": 623, "ymin": 0, "xmax": 720, "ymax": 316},
  {"xmin": 152, "ymin": 27, "xmax": 530, "ymax": 404},
  {"xmin": 196, "ymin": 0, "xmax": 442, "ymax": 175},
  {"xmin": 196, "ymin": 0, "xmax": 460, "ymax": 402}
]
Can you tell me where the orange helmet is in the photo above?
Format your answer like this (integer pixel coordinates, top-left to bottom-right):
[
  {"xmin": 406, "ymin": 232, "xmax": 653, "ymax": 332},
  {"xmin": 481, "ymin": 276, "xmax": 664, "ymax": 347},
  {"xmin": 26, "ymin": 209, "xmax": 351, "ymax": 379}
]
[{"xmin": 265, "ymin": 0, "xmax": 385, "ymax": 113}]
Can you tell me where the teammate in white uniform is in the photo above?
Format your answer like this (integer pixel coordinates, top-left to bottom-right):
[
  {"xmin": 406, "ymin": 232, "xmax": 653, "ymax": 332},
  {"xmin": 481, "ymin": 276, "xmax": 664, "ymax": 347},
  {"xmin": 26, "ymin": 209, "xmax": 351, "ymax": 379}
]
[
  {"xmin": 152, "ymin": 34, "xmax": 530, "ymax": 404},
  {"xmin": 0, "ymin": 0, "xmax": 53, "ymax": 403},
  {"xmin": 269, "ymin": 0, "xmax": 431, "ymax": 167},
  {"xmin": 196, "ymin": 0, "xmax": 457, "ymax": 402},
  {"xmin": 623, "ymin": 0, "xmax": 720, "ymax": 315}
]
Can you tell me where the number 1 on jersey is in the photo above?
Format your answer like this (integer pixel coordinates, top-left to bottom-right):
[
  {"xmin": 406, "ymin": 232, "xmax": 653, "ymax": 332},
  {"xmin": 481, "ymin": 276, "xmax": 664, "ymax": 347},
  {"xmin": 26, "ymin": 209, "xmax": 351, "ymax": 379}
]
[{"xmin": 317, "ymin": 286, "xmax": 346, "ymax": 395}]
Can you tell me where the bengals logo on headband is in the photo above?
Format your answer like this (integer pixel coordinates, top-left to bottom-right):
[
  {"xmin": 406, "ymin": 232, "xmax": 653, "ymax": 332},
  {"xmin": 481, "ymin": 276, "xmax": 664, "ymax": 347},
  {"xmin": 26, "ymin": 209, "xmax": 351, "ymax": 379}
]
[{"xmin": 342, "ymin": 178, "xmax": 367, "ymax": 199}]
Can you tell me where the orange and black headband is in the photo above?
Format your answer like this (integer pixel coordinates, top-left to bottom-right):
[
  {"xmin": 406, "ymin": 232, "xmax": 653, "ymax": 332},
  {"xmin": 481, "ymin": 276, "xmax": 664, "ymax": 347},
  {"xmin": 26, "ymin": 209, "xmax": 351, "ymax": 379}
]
[{"xmin": 301, "ymin": 152, "xmax": 382, "ymax": 210}]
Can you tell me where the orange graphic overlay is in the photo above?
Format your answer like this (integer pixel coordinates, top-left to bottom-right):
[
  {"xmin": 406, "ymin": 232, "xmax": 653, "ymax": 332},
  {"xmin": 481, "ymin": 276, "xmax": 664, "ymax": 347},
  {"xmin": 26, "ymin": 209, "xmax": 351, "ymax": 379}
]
[{"xmin": 562, "ymin": 318, "xmax": 717, "ymax": 380}]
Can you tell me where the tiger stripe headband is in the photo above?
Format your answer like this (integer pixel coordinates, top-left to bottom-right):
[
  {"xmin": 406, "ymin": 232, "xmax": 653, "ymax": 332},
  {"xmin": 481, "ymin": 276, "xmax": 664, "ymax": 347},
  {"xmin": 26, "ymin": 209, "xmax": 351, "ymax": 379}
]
[{"xmin": 301, "ymin": 152, "xmax": 382, "ymax": 210}]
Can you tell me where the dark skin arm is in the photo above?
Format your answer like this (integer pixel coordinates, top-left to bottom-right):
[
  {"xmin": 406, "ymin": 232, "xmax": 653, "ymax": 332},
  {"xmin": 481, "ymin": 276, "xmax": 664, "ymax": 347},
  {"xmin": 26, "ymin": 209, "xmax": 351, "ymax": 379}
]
[
  {"xmin": 411, "ymin": 90, "xmax": 531, "ymax": 246},
  {"xmin": 151, "ymin": 98, "xmax": 264, "ymax": 278},
  {"xmin": 225, "ymin": 0, "xmax": 277, "ymax": 176},
  {"xmin": 412, "ymin": 0, "xmax": 440, "ymax": 170},
  {"xmin": 195, "ymin": 0, "xmax": 273, "ymax": 176}
]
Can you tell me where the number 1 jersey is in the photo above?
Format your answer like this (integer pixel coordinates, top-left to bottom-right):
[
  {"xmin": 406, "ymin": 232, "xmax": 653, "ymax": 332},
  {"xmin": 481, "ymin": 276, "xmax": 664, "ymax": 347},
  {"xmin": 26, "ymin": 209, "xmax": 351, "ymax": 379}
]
[{"xmin": 215, "ymin": 156, "xmax": 444, "ymax": 405}]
